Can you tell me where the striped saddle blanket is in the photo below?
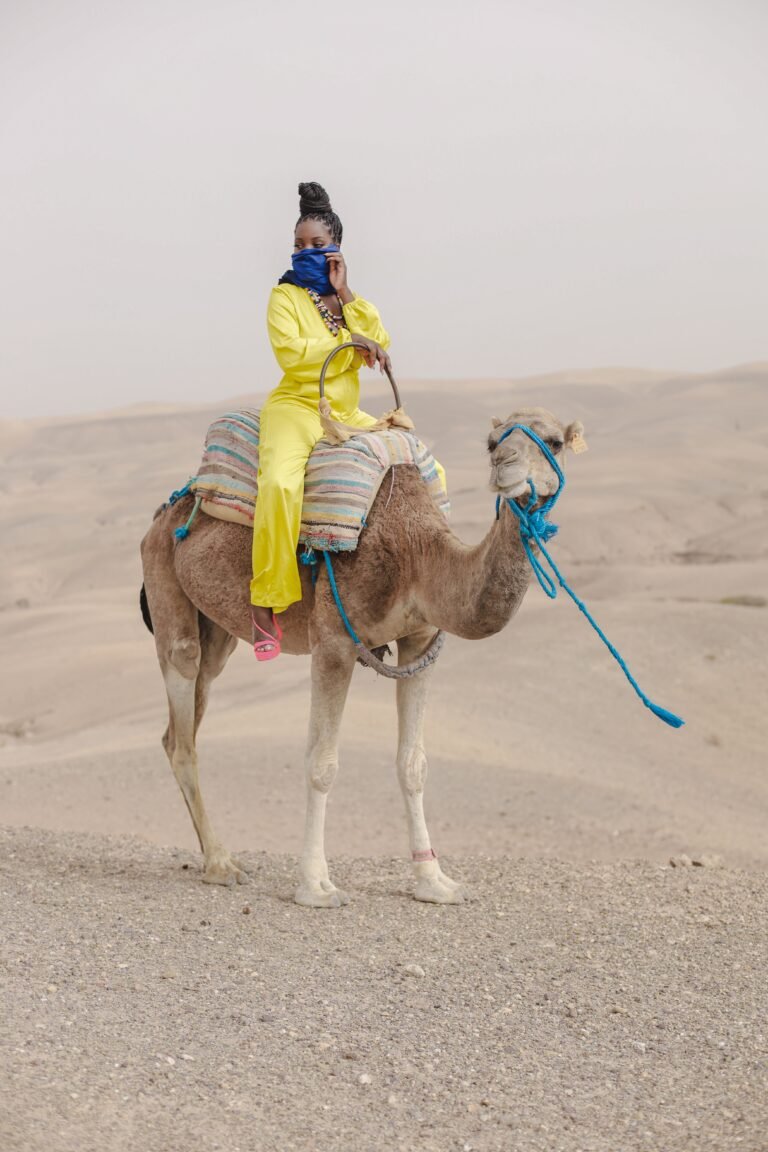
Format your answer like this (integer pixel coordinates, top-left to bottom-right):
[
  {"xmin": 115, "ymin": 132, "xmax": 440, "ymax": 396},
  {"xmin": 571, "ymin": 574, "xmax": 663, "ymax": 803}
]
[{"xmin": 192, "ymin": 410, "xmax": 449, "ymax": 553}]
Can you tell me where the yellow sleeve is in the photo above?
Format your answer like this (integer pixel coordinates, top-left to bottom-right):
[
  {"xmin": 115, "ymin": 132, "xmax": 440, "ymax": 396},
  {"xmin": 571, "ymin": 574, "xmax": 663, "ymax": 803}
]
[
  {"xmin": 341, "ymin": 295, "xmax": 391, "ymax": 350},
  {"xmin": 267, "ymin": 286, "xmax": 356, "ymax": 384}
]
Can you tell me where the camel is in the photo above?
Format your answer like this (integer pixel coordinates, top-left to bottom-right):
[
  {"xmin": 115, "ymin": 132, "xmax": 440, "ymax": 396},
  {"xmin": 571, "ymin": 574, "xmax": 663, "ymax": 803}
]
[{"xmin": 139, "ymin": 407, "xmax": 585, "ymax": 907}]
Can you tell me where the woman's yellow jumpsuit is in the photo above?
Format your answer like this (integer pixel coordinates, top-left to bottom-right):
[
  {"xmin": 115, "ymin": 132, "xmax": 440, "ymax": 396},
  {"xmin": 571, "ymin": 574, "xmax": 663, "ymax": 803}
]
[{"xmin": 250, "ymin": 283, "xmax": 391, "ymax": 614}]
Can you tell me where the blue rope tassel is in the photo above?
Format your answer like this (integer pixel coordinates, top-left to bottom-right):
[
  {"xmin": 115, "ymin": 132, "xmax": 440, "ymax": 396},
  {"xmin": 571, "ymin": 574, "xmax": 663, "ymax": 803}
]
[
  {"xmin": 174, "ymin": 497, "xmax": 202, "ymax": 540},
  {"xmin": 165, "ymin": 478, "xmax": 200, "ymax": 540},
  {"xmin": 496, "ymin": 425, "xmax": 684, "ymax": 729}
]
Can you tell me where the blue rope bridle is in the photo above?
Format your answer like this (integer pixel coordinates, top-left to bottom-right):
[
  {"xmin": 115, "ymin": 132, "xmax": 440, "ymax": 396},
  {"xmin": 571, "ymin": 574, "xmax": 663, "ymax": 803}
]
[{"xmin": 495, "ymin": 424, "xmax": 684, "ymax": 728}]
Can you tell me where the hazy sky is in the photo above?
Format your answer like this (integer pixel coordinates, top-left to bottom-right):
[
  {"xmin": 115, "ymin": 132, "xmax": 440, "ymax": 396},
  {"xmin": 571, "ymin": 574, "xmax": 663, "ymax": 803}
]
[{"xmin": 1, "ymin": 0, "xmax": 766, "ymax": 417}]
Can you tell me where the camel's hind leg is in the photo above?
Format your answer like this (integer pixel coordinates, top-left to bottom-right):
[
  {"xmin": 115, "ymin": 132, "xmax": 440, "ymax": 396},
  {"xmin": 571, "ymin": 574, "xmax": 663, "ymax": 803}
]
[
  {"xmin": 160, "ymin": 617, "xmax": 245, "ymax": 886},
  {"xmin": 142, "ymin": 519, "xmax": 245, "ymax": 885},
  {"xmin": 396, "ymin": 630, "xmax": 466, "ymax": 904}
]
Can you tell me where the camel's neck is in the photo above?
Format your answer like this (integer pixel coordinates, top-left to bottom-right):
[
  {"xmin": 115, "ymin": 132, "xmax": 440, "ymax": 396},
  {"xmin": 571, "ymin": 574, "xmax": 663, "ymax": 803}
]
[{"xmin": 419, "ymin": 499, "xmax": 532, "ymax": 639}]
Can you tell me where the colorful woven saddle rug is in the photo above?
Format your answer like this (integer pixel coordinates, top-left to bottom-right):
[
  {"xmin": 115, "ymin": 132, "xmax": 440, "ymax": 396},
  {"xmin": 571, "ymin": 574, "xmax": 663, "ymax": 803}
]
[{"xmin": 192, "ymin": 410, "xmax": 449, "ymax": 553}]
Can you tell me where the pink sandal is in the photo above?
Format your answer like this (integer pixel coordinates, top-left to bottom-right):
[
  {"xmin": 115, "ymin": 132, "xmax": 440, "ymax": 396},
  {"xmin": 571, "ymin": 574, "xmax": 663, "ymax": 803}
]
[{"xmin": 252, "ymin": 611, "xmax": 283, "ymax": 661}]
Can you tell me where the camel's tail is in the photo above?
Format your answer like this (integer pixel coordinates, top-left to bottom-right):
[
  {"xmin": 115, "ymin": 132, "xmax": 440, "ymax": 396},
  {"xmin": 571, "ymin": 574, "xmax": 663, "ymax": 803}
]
[{"xmin": 139, "ymin": 584, "xmax": 154, "ymax": 634}]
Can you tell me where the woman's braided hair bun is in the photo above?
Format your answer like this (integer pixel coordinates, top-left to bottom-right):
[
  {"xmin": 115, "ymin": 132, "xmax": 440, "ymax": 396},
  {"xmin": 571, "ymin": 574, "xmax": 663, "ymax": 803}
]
[
  {"xmin": 297, "ymin": 181, "xmax": 343, "ymax": 244},
  {"xmin": 298, "ymin": 181, "xmax": 332, "ymax": 216}
]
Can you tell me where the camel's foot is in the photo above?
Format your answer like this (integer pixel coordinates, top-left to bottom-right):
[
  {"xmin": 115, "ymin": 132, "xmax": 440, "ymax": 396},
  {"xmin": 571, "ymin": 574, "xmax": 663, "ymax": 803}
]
[
  {"xmin": 435, "ymin": 868, "xmax": 465, "ymax": 894},
  {"xmin": 202, "ymin": 854, "xmax": 250, "ymax": 887},
  {"xmin": 414, "ymin": 869, "xmax": 466, "ymax": 905},
  {"xmin": 294, "ymin": 878, "xmax": 350, "ymax": 909}
]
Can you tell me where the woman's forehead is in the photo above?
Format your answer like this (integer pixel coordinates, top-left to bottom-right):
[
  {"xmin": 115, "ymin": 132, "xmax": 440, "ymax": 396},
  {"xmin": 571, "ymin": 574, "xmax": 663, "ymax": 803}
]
[{"xmin": 294, "ymin": 219, "xmax": 331, "ymax": 240}]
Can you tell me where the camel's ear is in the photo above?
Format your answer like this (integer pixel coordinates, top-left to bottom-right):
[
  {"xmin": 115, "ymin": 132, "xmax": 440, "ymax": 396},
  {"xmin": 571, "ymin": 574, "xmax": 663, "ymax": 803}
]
[
  {"xmin": 488, "ymin": 416, "xmax": 505, "ymax": 452},
  {"xmin": 565, "ymin": 421, "xmax": 588, "ymax": 454}
]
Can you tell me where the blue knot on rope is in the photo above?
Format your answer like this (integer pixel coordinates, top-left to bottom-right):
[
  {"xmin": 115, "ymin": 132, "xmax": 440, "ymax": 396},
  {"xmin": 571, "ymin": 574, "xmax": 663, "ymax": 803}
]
[
  {"xmin": 301, "ymin": 546, "xmax": 319, "ymax": 586},
  {"xmin": 498, "ymin": 490, "xmax": 559, "ymax": 542},
  {"xmin": 168, "ymin": 479, "xmax": 195, "ymax": 506},
  {"xmin": 523, "ymin": 505, "xmax": 559, "ymax": 545},
  {"xmin": 496, "ymin": 424, "xmax": 684, "ymax": 729}
]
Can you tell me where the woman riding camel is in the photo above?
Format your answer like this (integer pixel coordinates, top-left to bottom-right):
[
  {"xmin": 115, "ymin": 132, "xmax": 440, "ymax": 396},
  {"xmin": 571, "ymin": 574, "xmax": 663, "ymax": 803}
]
[{"xmin": 250, "ymin": 181, "xmax": 395, "ymax": 659}]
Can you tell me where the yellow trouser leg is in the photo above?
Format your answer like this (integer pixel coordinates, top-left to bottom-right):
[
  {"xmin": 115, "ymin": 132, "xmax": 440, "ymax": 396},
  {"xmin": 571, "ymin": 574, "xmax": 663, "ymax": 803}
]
[
  {"xmin": 250, "ymin": 402, "xmax": 321, "ymax": 612},
  {"xmin": 250, "ymin": 403, "xmax": 378, "ymax": 613},
  {"xmin": 250, "ymin": 401, "xmax": 446, "ymax": 613}
]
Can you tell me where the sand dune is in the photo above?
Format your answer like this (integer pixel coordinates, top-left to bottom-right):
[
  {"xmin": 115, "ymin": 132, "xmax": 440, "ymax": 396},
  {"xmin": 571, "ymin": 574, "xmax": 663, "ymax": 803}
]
[
  {"xmin": 1, "ymin": 365, "xmax": 767, "ymax": 1150},
  {"xmin": 1, "ymin": 363, "xmax": 766, "ymax": 865}
]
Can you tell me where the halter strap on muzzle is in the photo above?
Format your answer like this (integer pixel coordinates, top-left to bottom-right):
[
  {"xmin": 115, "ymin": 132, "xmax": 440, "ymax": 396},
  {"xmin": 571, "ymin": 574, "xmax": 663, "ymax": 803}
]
[{"xmin": 495, "ymin": 422, "xmax": 566, "ymax": 516}]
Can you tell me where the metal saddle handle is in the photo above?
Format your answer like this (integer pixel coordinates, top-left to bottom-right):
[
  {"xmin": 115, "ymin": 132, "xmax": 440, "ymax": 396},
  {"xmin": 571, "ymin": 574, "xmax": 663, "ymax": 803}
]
[{"xmin": 319, "ymin": 341, "xmax": 403, "ymax": 411}]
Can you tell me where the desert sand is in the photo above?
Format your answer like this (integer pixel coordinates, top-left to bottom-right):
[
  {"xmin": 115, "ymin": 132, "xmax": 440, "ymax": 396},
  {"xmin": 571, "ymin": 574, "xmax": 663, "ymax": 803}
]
[{"xmin": 1, "ymin": 364, "xmax": 767, "ymax": 1150}]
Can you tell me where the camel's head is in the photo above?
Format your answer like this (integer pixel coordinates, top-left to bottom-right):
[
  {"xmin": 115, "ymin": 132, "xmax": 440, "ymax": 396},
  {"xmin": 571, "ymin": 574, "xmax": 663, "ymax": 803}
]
[{"xmin": 487, "ymin": 407, "xmax": 586, "ymax": 501}]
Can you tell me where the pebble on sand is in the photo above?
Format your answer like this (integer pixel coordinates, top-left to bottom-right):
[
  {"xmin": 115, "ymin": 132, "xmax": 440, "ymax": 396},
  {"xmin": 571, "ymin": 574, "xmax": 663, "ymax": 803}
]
[{"xmin": 670, "ymin": 853, "xmax": 724, "ymax": 868}]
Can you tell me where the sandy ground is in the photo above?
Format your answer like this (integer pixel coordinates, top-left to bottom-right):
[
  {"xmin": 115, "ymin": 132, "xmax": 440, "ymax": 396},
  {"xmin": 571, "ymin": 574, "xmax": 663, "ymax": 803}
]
[
  {"xmin": 3, "ymin": 828, "xmax": 767, "ymax": 1152},
  {"xmin": 1, "ymin": 364, "xmax": 767, "ymax": 1149}
]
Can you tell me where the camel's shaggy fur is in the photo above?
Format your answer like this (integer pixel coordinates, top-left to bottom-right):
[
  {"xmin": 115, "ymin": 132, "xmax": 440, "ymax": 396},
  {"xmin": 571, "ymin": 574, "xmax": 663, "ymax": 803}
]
[{"xmin": 139, "ymin": 407, "xmax": 584, "ymax": 905}]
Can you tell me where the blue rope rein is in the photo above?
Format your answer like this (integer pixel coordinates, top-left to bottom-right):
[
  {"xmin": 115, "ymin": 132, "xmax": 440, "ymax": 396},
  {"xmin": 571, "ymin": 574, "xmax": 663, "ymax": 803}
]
[
  {"xmin": 322, "ymin": 551, "xmax": 362, "ymax": 645},
  {"xmin": 496, "ymin": 424, "xmax": 684, "ymax": 729}
]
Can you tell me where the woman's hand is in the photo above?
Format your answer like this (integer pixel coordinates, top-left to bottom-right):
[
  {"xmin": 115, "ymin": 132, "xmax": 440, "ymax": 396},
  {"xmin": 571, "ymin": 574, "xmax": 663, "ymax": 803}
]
[
  {"xmin": 324, "ymin": 254, "xmax": 390, "ymax": 373},
  {"xmin": 325, "ymin": 250, "xmax": 351, "ymax": 299},
  {"xmin": 351, "ymin": 335, "xmax": 392, "ymax": 376}
]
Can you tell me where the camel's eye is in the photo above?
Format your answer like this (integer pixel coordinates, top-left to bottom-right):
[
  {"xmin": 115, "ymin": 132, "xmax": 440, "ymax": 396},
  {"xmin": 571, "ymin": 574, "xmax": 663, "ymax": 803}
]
[{"xmin": 546, "ymin": 439, "xmax": 564, "ymax": 453}]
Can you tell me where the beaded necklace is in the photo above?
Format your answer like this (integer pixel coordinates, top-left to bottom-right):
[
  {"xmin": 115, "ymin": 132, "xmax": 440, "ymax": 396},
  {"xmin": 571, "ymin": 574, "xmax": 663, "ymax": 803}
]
[{"xmin": 306, "ymin": 287, "xmax": 345, "ymax": 335}]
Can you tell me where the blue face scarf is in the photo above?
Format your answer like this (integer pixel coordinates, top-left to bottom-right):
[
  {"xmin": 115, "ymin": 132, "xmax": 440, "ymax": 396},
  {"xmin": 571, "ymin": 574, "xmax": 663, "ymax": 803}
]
[{"xmin": 279, "ymin": 244, "xmax": 340, "ymax": 295}]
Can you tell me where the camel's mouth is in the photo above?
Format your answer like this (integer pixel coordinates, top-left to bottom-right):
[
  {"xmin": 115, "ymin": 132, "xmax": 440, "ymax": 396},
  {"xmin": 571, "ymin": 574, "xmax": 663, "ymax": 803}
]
[
  {"xmin": 490, "ymin": 463, "xmax": 531, "ymax": 500},
  {"xmin": 512, "ymin": 487, "xmax": 535, "ymax": 508},
  {"xmin": 502, "ymin": 479, "xmax": 531, "ymax": 500},
  {"xmin": 500, "ymin": 477, "xmax": 558, "ymax": 509}
]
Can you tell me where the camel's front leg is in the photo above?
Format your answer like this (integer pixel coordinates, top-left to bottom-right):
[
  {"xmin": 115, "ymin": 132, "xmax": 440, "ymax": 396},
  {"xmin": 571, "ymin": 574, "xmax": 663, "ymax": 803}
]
[
  {"xmin": 295, "ymin": 643, "xmax": 356, "ymax": 908},
  {"xmin": 396, "ymin": 632, "xmax": 465, "ymax": 905}
]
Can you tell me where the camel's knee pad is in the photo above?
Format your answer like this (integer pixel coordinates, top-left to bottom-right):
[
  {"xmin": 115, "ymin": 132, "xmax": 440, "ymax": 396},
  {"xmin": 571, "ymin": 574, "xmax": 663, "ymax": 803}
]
[{"xmin": 169, "ymin": 637, "xmax": 201, "ymax": 679}]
